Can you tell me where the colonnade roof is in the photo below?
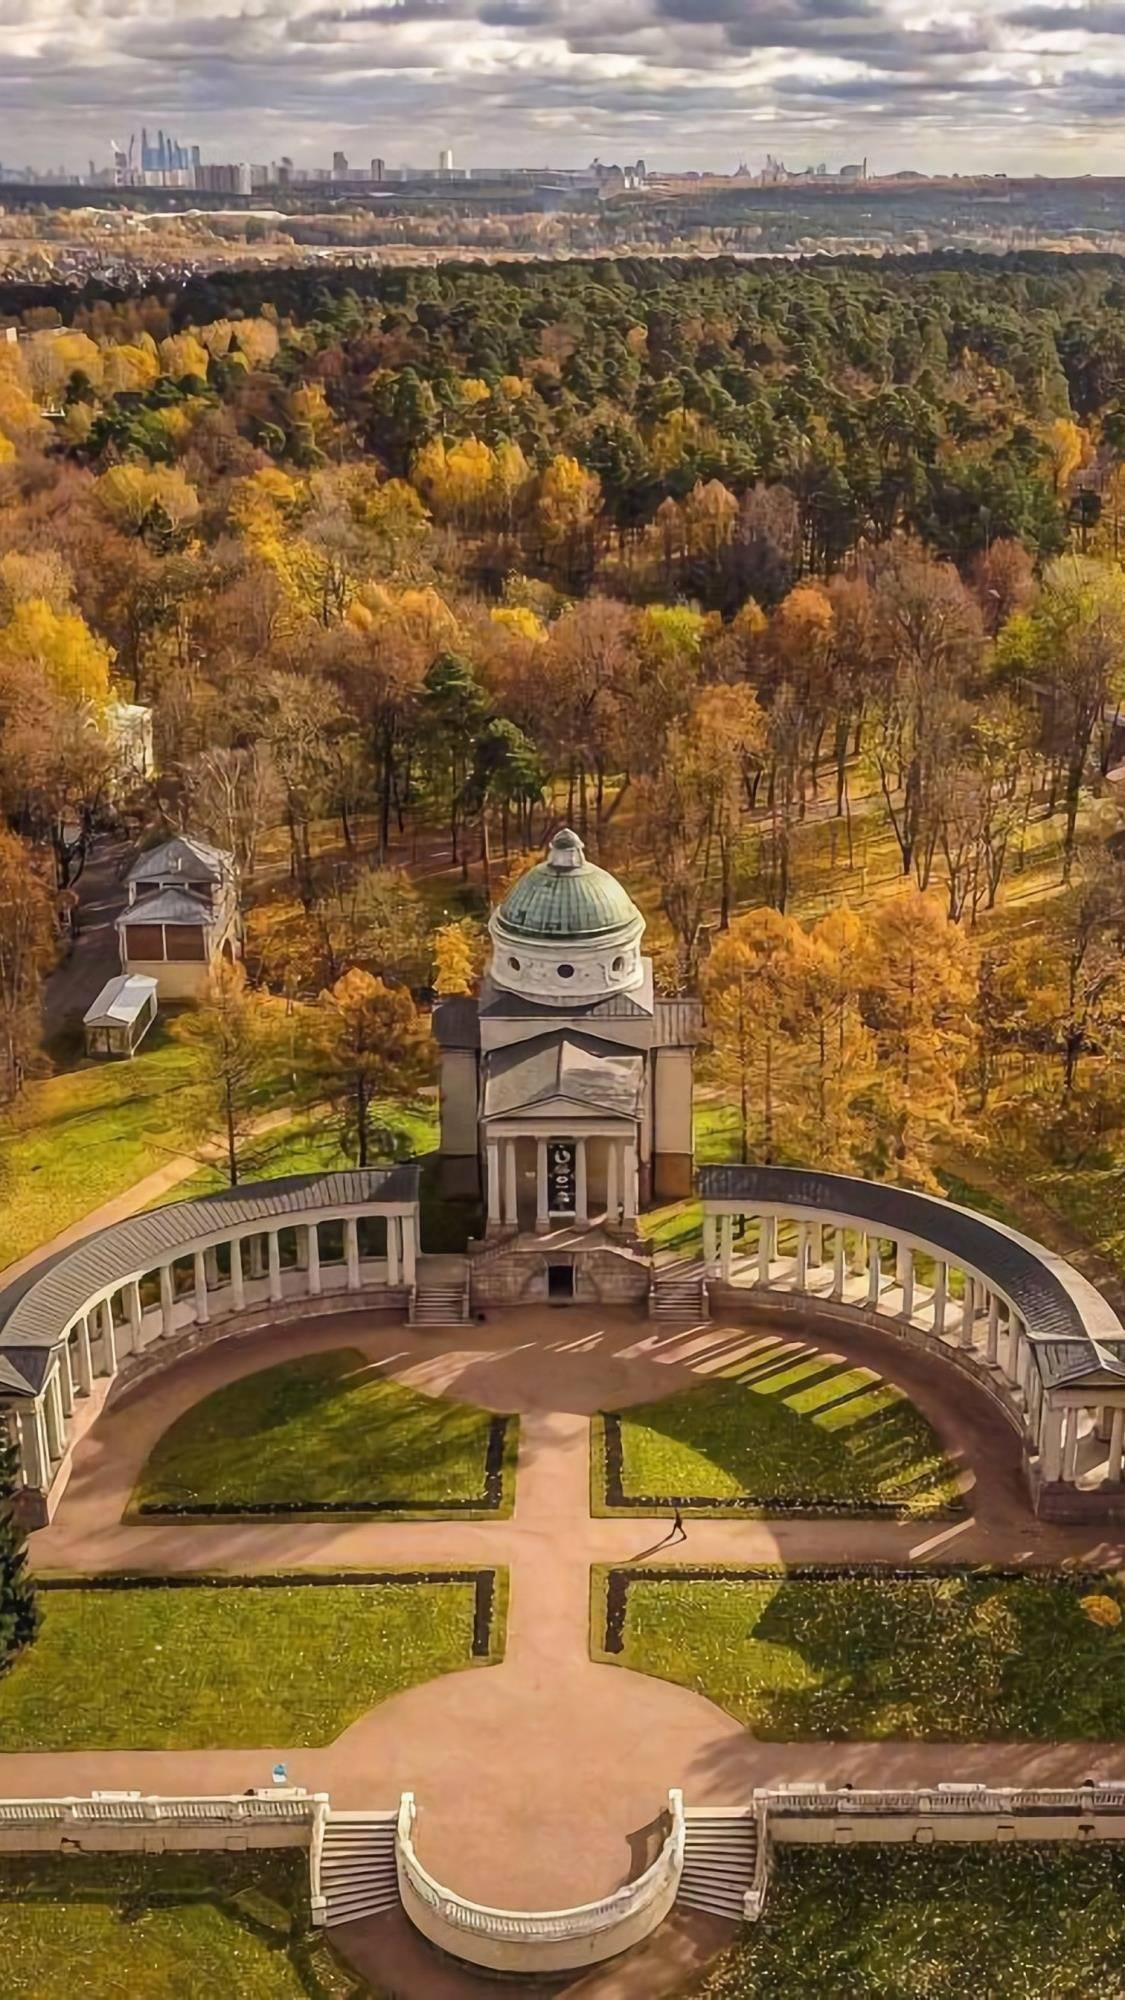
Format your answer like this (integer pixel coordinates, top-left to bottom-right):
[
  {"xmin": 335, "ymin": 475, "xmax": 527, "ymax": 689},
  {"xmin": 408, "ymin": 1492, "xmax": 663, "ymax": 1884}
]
[
  {"xmin": 698, "ymin": 1164, "xmax": 1125, "ymax": 1352},
  {"xmin": 0, "ymin": 1167, "xmax": 420, "ymax": 1365}
]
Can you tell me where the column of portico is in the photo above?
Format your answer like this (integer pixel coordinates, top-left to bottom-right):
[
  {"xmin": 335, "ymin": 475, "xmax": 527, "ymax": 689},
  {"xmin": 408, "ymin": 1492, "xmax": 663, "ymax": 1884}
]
[
  {"xmin": 898, "ymin": 1245, "xmax": 915, "ymax": 1320},
  {"xmin": 719, "ymin": 1214, "xmax": 734, "ymax": 1284},
  {"xmin": 575, "ymin": 1139, "xmax": 588, "ymax": 1228},
  {"xmin": 623, "ymin": 1141, "xmax": 638, "ymax": 1223},
  {"xmin": 809, "ymin": 1222, "xmax": 823, "ymax": 1268},
  {"xmin": 486, "ymin": 1141, "xmax": 502, "ymax": 1227},
  {"xmin": 19, "ymin": 1403, "xmax": 48, "ymax": 1490},
  {"xmin": 98, "ymin": 1298, "xmax": 118, "ymax": 1373},
  {"xmin": 43, "ymin": 1369, "xmax": 65, "ymax": 1462},
  {"xmin": 831, "ymin": 1228, "xmax": 846, "ymax": 1301},
  {"xmin": 606, "ymin": 1143, "xmax": 619, "ymax": 1227},
  {"xmin": 1107, "ymin": 1407, "xmax": 1125, "ymax": 1484},
  {"xmin": 305, "ymin": 1224, "xmax": 320, "ymax": 1297},
  {"xmin": 193, "ymin": 1250, "xmax": 210, "ymax": 1324},
  {"xmin": 231, "ymin": 1237, "xmax": 246, "ymax": 1309},
  {"xmin": 504, "ymin": 1141, "xmax": 518, "ymax": 1229},
  {"xmin": 931, "ymin": 1262, "xmax": 947, "ymax": 1335},
  {"xmin": 702, "ymin": 1213, "xmax": 718, "ymax": 1279},
  {"xmin": 758, "ymin": 1214, "xmax": 774, "ymax": 1285},
  {"xmin": 57, "ymin": 1340, "xmax": 74, "ymax": 1416},
  {"xmin": 1062, "ymin": 1405, "xmax": 1082, "ymax": 1484},
  {"xmin": 986, "ymin": 1292, "xmax": 1000, "ymax": 1364},
  {"xmin": 127, "ymin": 1280, "xmax": 143, "ymax": 1349},
  {"xmin": 74, "ymin": 1315, "xmax": 94, "ymax": 1394},
  {"xmin": 401, "ymin": 1210, "xmax": 418, "ymax": 1286},
  {"xmin": 866, "ymin": 1236, "xmax": 882, "ymax": 1306},
  {"xmin": 385, "ymin": 1215, "xmax": 401, "ymax": 1287},
  {"xmin": 159, "ymin": 1263, "xmax": 176, "ymax": 1338},
  {"xmin": 793, "ymin": 1221, "xmax": 810, "ymax": 1293},
  {"xmin": 960, "ymin": 1277, "xmax": 977, "ymax": 1348},
  {"xmin": 266, "ymin": 1229, "xmax": 282, "ymax": 1303},
  {"xmin": 1040, "ymin": 1400, "xmax": 1064, "ymax": 1482},
  {"xmin": 536, "ymin": 1139, "xmax": 549, "ymax": 1234},
  {"xmin": 344, "ymin": 1217, "xmax": 360, "ymax": 1291}
]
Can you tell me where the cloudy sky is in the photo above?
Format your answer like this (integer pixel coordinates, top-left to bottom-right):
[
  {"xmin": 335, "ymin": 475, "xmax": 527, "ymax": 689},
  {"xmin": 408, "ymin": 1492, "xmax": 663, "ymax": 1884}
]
[{"xmin": 4, "ymin": 0, "xmax": 1125, "ymax": 176}]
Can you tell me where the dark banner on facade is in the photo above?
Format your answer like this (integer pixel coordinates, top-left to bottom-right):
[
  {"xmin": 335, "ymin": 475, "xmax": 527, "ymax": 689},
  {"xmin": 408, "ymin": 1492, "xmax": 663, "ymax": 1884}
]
[{"xmin": 548, "ymin": 1140, "xmax": 576, "ymax": 1214}]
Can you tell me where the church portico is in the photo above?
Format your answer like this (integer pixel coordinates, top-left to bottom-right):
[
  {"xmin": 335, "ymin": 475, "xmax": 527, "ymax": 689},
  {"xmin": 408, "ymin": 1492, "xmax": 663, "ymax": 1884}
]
[{"xmin": 484, "ymin": 1126, "xmax": 640, "ymax": 1235}]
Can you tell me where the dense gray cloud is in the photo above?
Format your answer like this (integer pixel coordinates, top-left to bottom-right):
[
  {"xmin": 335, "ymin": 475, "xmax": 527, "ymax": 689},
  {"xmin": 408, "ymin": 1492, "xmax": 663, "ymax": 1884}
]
[{"xmin": 3, "ymin": 0, "xmax": 1124, "ymax": 174}]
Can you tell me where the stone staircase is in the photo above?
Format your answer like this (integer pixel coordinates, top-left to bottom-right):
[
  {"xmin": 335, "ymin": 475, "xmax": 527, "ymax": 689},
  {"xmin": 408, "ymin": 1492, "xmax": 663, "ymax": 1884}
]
[
  {"xmin": 677, "ymin": 1807, "xmax": 765, "ymax": 1922},
  {"xmin": 649, "ymin": 1260, "xmax": 708, "ymax": 1322},
  {"xmin": 318, "ymin": 1809, "xmax": 399, "ymax": 1927},
  {"xmin": 410, "ymin": 1254, "xmax": 471, "ymax": 1326}
]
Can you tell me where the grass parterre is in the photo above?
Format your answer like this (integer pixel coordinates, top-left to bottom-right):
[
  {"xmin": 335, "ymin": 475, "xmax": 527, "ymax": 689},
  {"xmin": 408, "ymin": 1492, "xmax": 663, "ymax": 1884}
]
[
  {"xmin": 0, "ymin": 1572, "xmax": 502, "ymax": 1750},
  {"xmin": 133, "ymin": 1348, "xmax": 516, "ymax": 1518},
  {"xmin": 598, "ymin": 1567, "xmax": 1125, "ymax": 1739},
  {"xmin": 683, "ymin": 1843, "xmax": 1125, "ymax": 1999},
  {"xmin": 0, "ymin": 1850, "xmax": 353, "ymax": 2000},
  {"xmin": 595, "ymin": 1358, "xmax": 962, "ymax": 1518}
]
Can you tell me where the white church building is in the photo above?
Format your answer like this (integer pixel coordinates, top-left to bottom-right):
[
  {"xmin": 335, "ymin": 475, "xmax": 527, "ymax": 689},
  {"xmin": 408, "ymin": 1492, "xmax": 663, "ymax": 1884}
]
[{"xmin": 434, "ymin": 829, "xmax": 702, "ymax": 1256}]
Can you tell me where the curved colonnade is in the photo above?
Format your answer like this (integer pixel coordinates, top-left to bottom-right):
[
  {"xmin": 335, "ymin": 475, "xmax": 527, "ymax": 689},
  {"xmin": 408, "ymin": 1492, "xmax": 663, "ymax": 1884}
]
[
  {"xmin": 0, "ymin": 1167, "xmax": 421, "ymax": 1523},
  {"xmin": 698, "ymin": 1164, "xmax": 1125, "ymax": 1516}
]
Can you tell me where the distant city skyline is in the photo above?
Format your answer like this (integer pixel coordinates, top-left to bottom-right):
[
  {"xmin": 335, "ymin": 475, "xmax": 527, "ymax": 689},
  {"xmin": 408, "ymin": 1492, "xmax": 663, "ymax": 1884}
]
[{"xmin": 3, "ymin": 1, "xmax": 1125, "ymax": 180}]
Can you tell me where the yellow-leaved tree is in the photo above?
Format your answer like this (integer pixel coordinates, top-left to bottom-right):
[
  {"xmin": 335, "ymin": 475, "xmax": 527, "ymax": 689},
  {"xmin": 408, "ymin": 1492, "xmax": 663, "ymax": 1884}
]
[
  {"xmin": 701, "ymin": 908, "xmax": 814, "ymax": 1164},
  {"xmin": 432, "ymin": 918, "xmax": 488, "ymax": 996},
  {"xmin": 0, "ymin": 598, "xmax": 112, "ymax": 705},
  {"xmin": 861, "ymin": 888, "xmax": 976, "ymax": 1186}
]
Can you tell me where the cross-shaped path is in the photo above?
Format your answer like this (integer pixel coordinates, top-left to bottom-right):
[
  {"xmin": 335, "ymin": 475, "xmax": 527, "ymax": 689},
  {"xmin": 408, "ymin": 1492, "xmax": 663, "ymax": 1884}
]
[{"xmin": 7, "ymin": 1306, "xmax": 1125, "ymax": 1910}]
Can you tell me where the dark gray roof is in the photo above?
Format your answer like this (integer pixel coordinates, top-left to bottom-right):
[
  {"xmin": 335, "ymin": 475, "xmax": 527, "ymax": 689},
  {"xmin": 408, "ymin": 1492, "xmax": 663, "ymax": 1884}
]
[
  {"xmin": 479, "ymin": 988, "xmax": 654, "ymax": 1022},
  {"xmin": 483, "ymin": 1033, "xmax": 643, "ymax": 1119},
  {"xmin": 118, "ymin": 889, "xmax": 215, "ymax": 928},
  {"xmin": 126, "ymin": 835, "xmax": 229, "ymax": 884},
  {"xmin": 0, "ymin": 1168, "xmax": 420, "ymax": 1362},
  {"xmin": 698, "ymin": 1164, "xmax": 1124, "ymax": 1351}
]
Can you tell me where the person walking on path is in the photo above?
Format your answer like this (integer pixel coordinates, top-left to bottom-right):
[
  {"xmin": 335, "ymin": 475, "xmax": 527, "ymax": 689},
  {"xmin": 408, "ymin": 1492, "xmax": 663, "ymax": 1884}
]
[{"xmin": 670, "ymin": 1506, "xmax": 687, "ymax": 1545}]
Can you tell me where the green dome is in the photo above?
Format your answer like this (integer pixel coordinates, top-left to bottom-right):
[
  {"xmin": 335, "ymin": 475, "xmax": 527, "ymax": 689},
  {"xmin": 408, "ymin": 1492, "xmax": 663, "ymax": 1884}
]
[{"xmin": 495, "ymin": 829, "xmax": 643, "ymax": 943}]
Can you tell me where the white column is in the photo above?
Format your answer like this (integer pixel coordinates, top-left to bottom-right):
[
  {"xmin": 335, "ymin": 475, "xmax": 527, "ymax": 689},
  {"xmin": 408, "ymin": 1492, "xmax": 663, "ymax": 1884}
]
[
  {"xmin": 832, "ymin": 1229, "xmax": 846, "ymax": 1301},
  {"xmin": 794, "ymin": 1221, "xmax": 810, "ymax": 1292},
  {"xmin": 606, "ymin": 1142, "xmax": 619, "ymax": 1225},
  {"xmin": 931, "ymin": 1263, "xmax": 947, "ymax": 1335},
  {"xmin": 127, "ymin": 1280, "xmax": 143, "ymax": 1348},
  {"xmin": 575, "ymin": 1138, "xmax": 588, "ymax": 1227},
  {"xmin": 720, "ymin": 1214, "xmax": 734, "ymax": 1283},
  {"xmin": 100, "ymin": 1298, "xmax": 118, "ymax": 1372},
  {"xmin": 1062, "ymin": 1406, "xmax": 1082, "ymax": 1483},
  {"xmin": 266, "ymin": 1229, "xmax": 282, "ymax": 1302},
  {"xmin": 231, "ymin": 1238, "xmax": 246, "ymax": 1310},
  {"xmin": 866, "ymin": 1238, "xmax": 882, "ymax": 1306},
  {"xmin": 758, "ymin": 1214, "xmax": 774, "ymax": 1285},
  {"xmin": 809, "ymin": 1223, "xmax": 823, "ymax": 1268},
  {"xmin": 960, "ymin": 1277, "xmax": 976, "ymax": 1348},
  {"xmin": 387, "ymin": 1215, "xmax": 401, "ymax": 1287},
  {"xmin": 34, "ymin": 1402, "xmax": 51, "ymax": 1481},
  {"xmin": 75, "ymin": 1317, "xmax": 94, "ymax": 1394},
  {"xmin": 305, "ymin": 1224, "xmax": 321, "ymax": 1297},
  {"xmin": 899, "ymin": 1246, "xmax": 914, "ymax": 1319},
  {"xmin": 536, "ymin": 1139, "xmax": 549, "ymax": 1232},
  {"xmin": 486, "ymin": 1141, "xmax": 501, "ymax": 1225},
  {"xmin": 986, "ymin": 1294, "xmax": 1000, "ymax": 1364},
  {"xmin": 401, "ymin": 1211, "xmax": 418, "ymax": 1286},
  {"xmin": 159, "ymin": 1263, "xmax": 176, "ymax": 1337},
  {"xmin": 623, "ymin": 1140, "xmax": 638, "ymax": 1222},
  {"xmin": 1040, "ymin": 1401, "xmax": 1064, "ymax": 1482},
  {"xmin": 193, "ymin": 1249, "xmax": 210, "ymax": 1324},
  {"xmin": 504, "ymin": 1140, "xmax": 518, "ymax": 1228},
  {"xmin": 1108, "ymin": 1407, "xmax": 1125, "ymax": 1484},
  {"xmin": 344, "ymin": 1216, "xmax": 361, "ymax": 1291},
  {"xmin": 57, "ymin": 1341, "xmax": 74, "ymax": 1416},
  {"xmin": 19, "ymin": 1405, "xmax": 47, "ymax": 1489},
  {"xmin": 702, "ymin": 1212, "xmax": 718, "ymax": 1279},
  {"xmin": 204, "ymin": 1247, "xmax": 220, "ymax": 1289},
  {"xmin": 44, "ymin": 1372, "xmax": 65, "ymax": 1461}
]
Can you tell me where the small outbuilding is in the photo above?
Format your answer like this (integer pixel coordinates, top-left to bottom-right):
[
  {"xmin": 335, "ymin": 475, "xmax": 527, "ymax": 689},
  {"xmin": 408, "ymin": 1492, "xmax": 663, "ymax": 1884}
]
[
  {"xmin": 82, "ymin": 973, "xmax": 158, "ymax": 1059},
  {"xmin": 116, "ymin": 834, "xmax": 242, "ymax": 1000}
]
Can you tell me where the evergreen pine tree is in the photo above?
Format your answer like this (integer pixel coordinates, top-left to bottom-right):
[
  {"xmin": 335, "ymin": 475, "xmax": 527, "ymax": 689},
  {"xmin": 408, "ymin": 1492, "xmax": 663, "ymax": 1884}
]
[{"xmin": 0, "ymin": 1417, "xmax": 38, "ymax": 1668}]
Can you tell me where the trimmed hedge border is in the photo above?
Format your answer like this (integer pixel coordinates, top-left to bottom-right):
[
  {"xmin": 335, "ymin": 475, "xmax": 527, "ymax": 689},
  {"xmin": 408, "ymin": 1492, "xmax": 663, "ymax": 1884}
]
[
  {"xmin": 135, "ymin": 1412, "xmax": 512, "ymax": 1519},
  {"xmin": 37, "ymin": 1568, "xmax": 499, "ymax": 1659},
  {"xmin": 598, "ymin": 1409, "xmax": 965, "ymax": 1520},
  {"xmin": 600, "ymin": 1563, "xmax": 1123, "ymax": 1657}
]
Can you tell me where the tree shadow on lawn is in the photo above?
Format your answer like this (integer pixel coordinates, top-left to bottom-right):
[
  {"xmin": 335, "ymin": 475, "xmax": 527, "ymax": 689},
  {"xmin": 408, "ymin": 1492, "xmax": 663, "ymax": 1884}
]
[
  {"xmin": 135, "ymin": 1347, "xmax": 512, "ymax": 1511},
  {"xmin": 635, "ymin": 1571, "xmax": 1125, "ymax": 1741},
  {"xmin": 613, "ymin": 1350, "xmax": 964, "ymax": 1515}
]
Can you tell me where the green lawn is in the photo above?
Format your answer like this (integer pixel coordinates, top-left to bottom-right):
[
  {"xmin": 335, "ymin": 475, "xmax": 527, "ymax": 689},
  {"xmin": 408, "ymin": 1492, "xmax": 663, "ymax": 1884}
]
[
  {"xmin": 134, "ymin": 1348, "xmax": 514, "ymax": 1517},
  {"xmin": 0, "ymin": 1850, "xmax": 356, "ymax": 2000},
  {"xmin": 0, "ymin": 1575, "xmax": 500, "ymax": 1750},
  {"xmin": 163, "ymin": 1099, "xmax": 439, "ymax": 1204},
  {"xmin": 598, "ymin": 1360, "xmax": 962, "ymax": 1516},
  {"xmin": 600, "ymin": 1569, "xmax": 1125, "ymax": 1739},
  {"xmin": 686, "ymin": 1844, "xmax": 1125, "ymax": 1999},
  {"xmin": 0, "ymin": 1027, "xmax": 203, "ymax": 1266}
]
